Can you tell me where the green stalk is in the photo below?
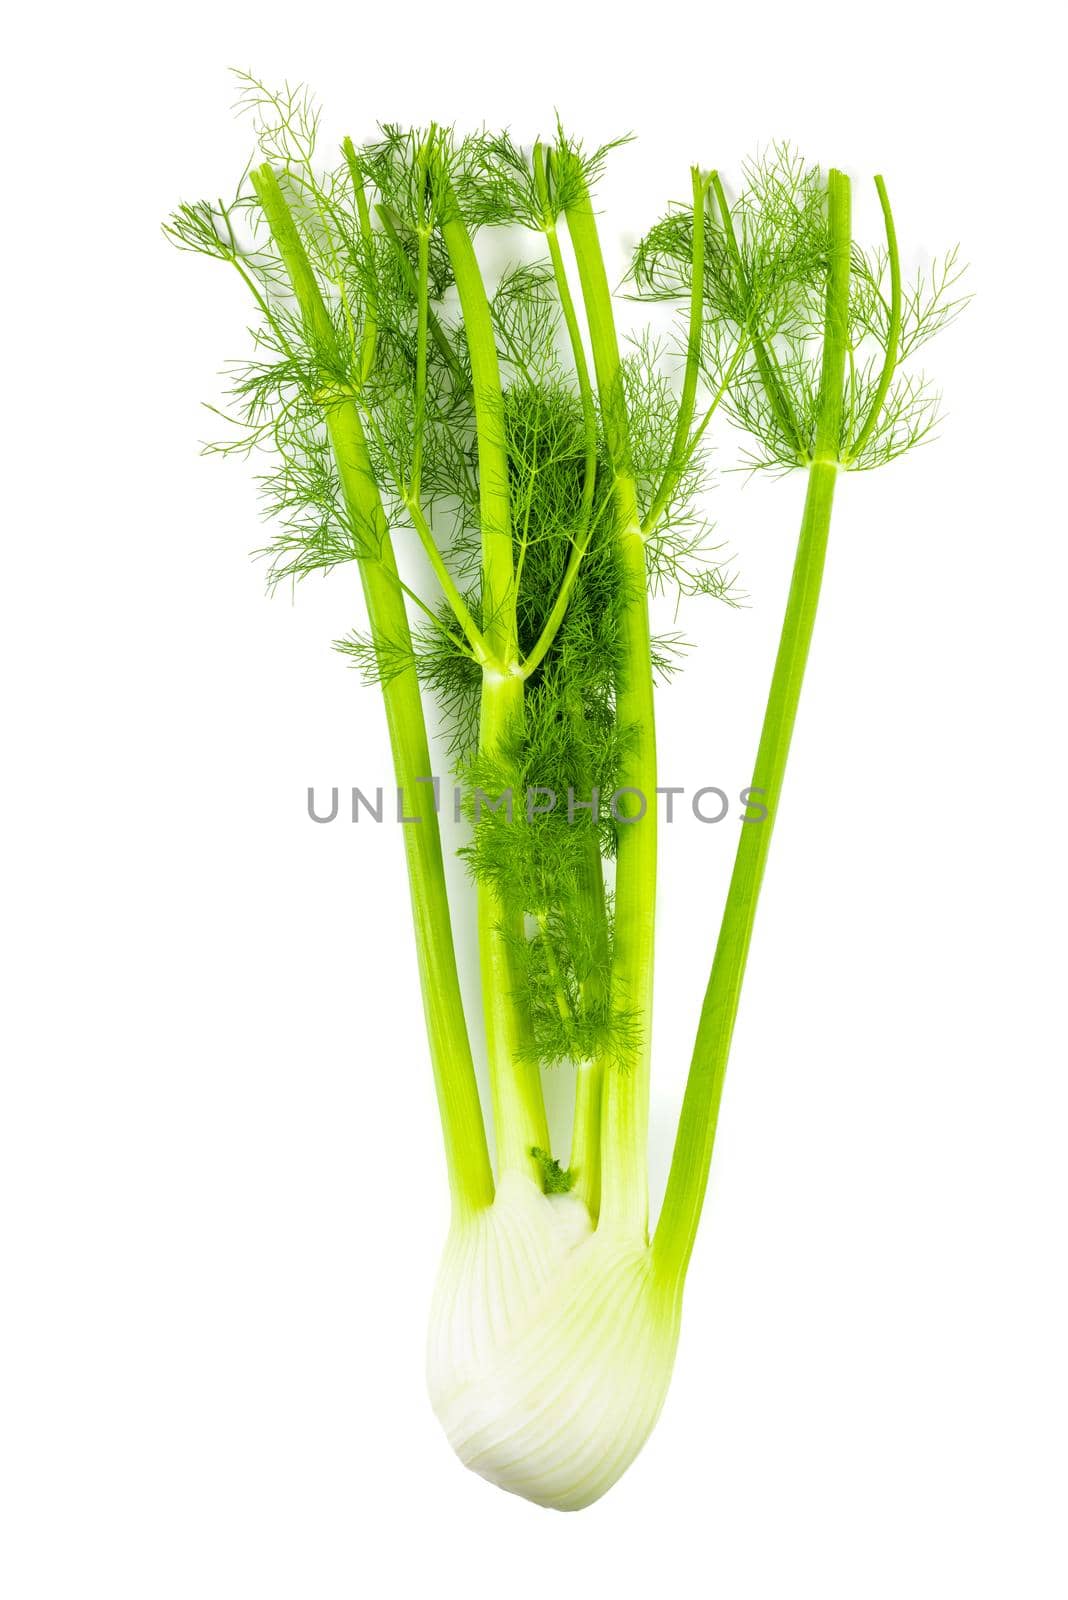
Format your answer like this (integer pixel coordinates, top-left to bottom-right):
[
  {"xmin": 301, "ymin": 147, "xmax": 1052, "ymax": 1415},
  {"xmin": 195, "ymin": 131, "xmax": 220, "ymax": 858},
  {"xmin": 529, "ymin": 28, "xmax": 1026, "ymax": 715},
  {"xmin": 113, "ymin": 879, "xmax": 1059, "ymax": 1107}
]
[
  {"xmin": 530, "ymin": 151, "xmax": 613, "ymax": 1211},
  {"xmin": 536, "ymin": 914, "xmax": 576, "ymax": 1032},
  {"xmin": 564, "ymin": 175, "xmax": 656, "ymax": 1238},
  {"xmin": 570, "ymin": 1062, "xmax": 602, "ymax": 1216},
  {"xmin": 410, "ymin": 222, "xmax": 430, "ymax": 498},
  {"xmin": 375, "ymin": 203, "xmax": 469, "ymax": 390},
  {"xmin": 250, "ymin": 163, "xmax": 494, "ymax": 1218},
  {"xmin": 568, "ymin": 837, "xmax": 610, "ymax": 1221},
  {"xmin": 654, "ymin": 169, "xmax": 852, "ymax": 1281},
  {"xmin": 340, "ymin": 138, "xmax": 378, "ymax": 385},
  {"xmin": 396, "ymin": 182, "xmax": 488, "ymax": 658},
  {"xmin": 533, "ymin": 142, "xmax": 598, "ymax": 506},
  {"xmin": 564, "ymin": 674, "xmax": 611, "ymax": 1221},
  {"xmin": 478, "ymin": 674, "xmax": 551, "ymax": 1176},
  {"xmin": 438, "ymin": 176, "xmax": 549, "ymax": 1180},
  {"xmin": 520, "ymin": 143, "xmax": 601, "ymax": 682},
  {"xmin": 437, "ymin": 183, "xmax": 516, "ymax": 665}
]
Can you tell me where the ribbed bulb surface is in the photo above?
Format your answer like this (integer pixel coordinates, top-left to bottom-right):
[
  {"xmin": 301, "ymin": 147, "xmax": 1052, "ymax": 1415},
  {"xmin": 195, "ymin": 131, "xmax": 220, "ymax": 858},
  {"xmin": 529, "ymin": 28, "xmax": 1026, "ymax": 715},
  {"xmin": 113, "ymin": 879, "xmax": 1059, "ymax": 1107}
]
[{"xmin": 427, "ymin": 1174, "xmax": 681, "ymax": 1511}]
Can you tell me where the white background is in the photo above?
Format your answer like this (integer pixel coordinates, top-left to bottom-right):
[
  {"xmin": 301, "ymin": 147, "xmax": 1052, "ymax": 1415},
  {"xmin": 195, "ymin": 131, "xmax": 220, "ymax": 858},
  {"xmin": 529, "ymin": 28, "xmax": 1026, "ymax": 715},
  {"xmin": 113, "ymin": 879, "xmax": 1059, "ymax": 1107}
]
[{"xmin": 3, "ymin": 3, "xmax": 1066, "ymax": 1595}]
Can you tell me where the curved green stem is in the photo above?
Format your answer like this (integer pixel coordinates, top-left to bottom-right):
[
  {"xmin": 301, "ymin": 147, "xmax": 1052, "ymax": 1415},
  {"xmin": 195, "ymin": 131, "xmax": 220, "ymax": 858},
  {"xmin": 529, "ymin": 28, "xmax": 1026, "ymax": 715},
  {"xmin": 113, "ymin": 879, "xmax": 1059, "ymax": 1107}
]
[
  {"xmin": 519, "ymin": 503, "xmax": 608, "ymax": 682},
  {"xmin": 641, "ymin": 333, "xmax": 750, "ymax": 536},
  {"xmin": 643, "ymin": 168, "xmax": 709, "ymax": 533},
  {"xmin": 846, "ymin": 175, "xmax": 901, "ymax": 464},
  {"xmin": 654, "ymin": 169, "xmax": 853, "ymax": 1282},
  {"xmin": 710, "ymin": 173, "xmax": 808, "ymax": 462},
  {"xmin": 403, "ymin": 495, "xmax": 488, "ymax": 660}
]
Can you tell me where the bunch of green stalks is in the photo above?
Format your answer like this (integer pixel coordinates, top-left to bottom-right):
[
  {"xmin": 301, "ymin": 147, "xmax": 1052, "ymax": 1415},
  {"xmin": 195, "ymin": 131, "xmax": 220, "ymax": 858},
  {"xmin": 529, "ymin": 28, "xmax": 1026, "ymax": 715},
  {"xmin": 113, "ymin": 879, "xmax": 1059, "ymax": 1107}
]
[{"xmin": 168, "ymin": 77, "xmax": 966, "ymax": 1509}]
